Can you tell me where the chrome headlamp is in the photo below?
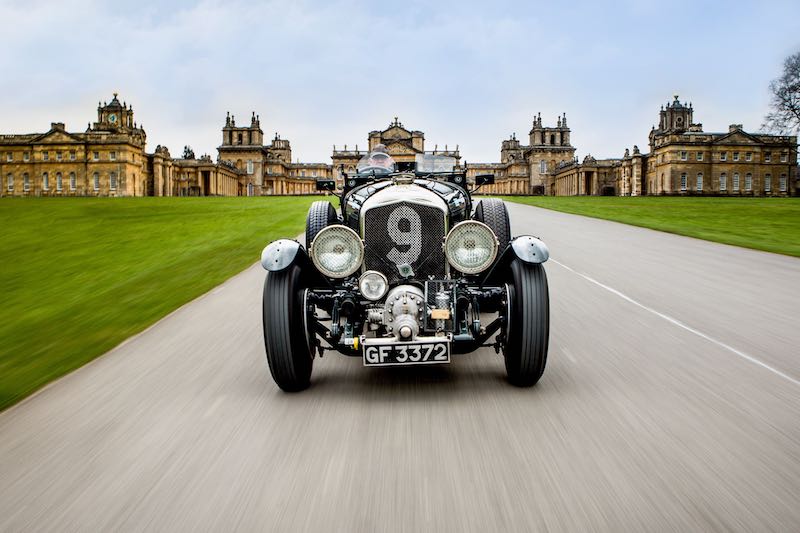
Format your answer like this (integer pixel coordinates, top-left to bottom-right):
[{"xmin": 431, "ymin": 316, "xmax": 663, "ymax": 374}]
[
  {"xmin": 310, "ymin": 225, "xmax": 364, "ymax": 278},
  {"xmin": 444, "ymin": 221, "xmax": 498, "ymax": 275},
  {"xmin": 359, "ymin": 270, "xmax": 388, "ymax": 301}
]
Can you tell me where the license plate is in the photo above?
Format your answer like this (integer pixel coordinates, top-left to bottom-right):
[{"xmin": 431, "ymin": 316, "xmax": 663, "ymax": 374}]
[{"xmin": 362, "ymin": 336, "xmax": 451, "ymax": 367}]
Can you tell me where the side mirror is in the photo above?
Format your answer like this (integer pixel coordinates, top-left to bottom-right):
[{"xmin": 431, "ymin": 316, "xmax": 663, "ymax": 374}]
[
  {"xmin": 475, "ymin": 174, "xmax": 495, "ymax": 185},
  {"xmin": 316, "ymin": 179, "xmax": 336, "ymax": 192}
]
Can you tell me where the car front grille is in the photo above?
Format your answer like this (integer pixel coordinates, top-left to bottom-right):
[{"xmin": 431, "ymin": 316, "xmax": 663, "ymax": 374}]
[{"xmin": 363, "ymin": 201, "xmax": 446, "ymax": 283}]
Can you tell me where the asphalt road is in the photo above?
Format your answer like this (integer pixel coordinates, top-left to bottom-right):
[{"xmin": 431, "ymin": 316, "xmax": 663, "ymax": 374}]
[{"xmin": 1, "ymin": 202, "xmax": 799, "ymax": 532}]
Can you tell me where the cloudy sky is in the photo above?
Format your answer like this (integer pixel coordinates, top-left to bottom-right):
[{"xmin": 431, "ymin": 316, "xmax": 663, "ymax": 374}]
[{"xmin": 1, "ymin": 0, "xmax": 798, "ymax": 163}]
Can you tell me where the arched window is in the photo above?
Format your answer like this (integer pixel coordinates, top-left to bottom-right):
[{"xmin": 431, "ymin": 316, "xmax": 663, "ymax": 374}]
[
  {"xmin": 549, "ymin": 134, "xmax": 555, "ymax": 145},
  {"xmin": 247, "ymin": 183, "xmax": 254, "ymax": 196},
  {"xmin": 696, "ymin": 173, "xmax": 703, "ymax": 192},
  {"xmin": 745, "ymin": 173, "xmax": 752, "ymax": 191},
  {"xmin": 56, "ymin": 172, "xmax": 63, "ymax": 191},
  {"xmin": 110, "ymin": 172, "xmax": 117, "ymax": 190},
  {"xmin": 43, "ymin": 172, "xmax": 49, "ymax": 190},
  {"xmin": 69, "ymin": 172, "xmax": 76, "ymax": 191},
  {"xmin": 93, "ymin": 172, "xmax": 100, "ymax": 191},
  {"xmin": 6, "ymin": 173, "xmax": 13, "ymax": 192},
  {"xmin": 733, "ymin": 173, "xmax": 740, "ymax": 191},
  {"xmin": 23, "ymin": 173, "xmax": 30, "ymax": 192},
  {"xmin": 779, "ymin": 174, "xmax": 787, "ymax": 192},
  {"xmin": 720, "ymin": 173, "xmax": 727, "ymax": 191},
  {"xmin": 680, "ymin": 173, "xmax": 687, "ymax": 191},
  {"xmin": 764, "ymin": 174, "xmax": 771, "ymax": 192}
]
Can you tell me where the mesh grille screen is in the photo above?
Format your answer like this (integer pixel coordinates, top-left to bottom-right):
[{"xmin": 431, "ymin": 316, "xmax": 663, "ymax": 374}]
[{"xmin": 363, "ymin": 202, "xmax": 446, "ymax": 283}]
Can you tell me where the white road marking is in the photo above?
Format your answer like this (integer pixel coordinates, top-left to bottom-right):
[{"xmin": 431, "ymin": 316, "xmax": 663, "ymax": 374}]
[
  {"xmin": 550, "ymin": 258, "xmax": 800, "ymax": 388},
  {"xmin": 204, "ymin": 395, "xmax": 226, "ymax": 419},
  {"xmin": 561, "ymin": 347, "xmax": 577, "ymax": 364}
]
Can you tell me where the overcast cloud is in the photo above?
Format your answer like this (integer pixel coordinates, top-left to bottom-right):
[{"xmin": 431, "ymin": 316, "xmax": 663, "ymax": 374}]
[{"xmin": 1, "ymin": 0, "xmax": 798, "ymax": 163}]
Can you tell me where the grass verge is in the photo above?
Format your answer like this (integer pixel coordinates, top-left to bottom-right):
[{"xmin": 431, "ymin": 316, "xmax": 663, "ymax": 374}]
[
  {"xmin": 503, "ymin": 196, "xmax": 800, "ymax": 257},
  {"xmin": 0, "ymin": 196, "xmax": 323, "ymax": 411}
]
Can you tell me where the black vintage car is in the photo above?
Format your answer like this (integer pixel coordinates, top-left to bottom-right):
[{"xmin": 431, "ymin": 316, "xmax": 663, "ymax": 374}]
[{"xmin": 260, "ymin": 150, "xmax": 550, "ymax": 391}]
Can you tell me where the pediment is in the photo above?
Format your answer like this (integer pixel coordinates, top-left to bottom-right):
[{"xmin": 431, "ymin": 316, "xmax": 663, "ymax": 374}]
[
  {"xmin": 713, "ymin": 130, "xmax": 761, "ymax": 145},
  {"xmin": 382, "ymin": 126, "xmax": 412, "ymax": 140},
  {"xmin": 34, "ymin": 129, "xmax": 84, "ymax": 144}
]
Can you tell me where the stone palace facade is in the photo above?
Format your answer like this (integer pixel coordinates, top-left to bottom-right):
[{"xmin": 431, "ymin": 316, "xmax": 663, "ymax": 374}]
[{"xmin": 1, "ymin": 93, "xmax": 796, "ymax": 197}]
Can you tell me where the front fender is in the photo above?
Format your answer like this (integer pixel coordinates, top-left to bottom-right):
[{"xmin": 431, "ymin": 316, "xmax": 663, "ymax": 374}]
[
  {"xmin": 260, "ymin": 239, "xmax": 332, "ymax": 288},
  {"xmin": 261, "ymin": 239, "xmax": 303, "ymax": 272},
  {"xmin": 480, "ymin": 235, "xmax": 549, "ymax": 286},
  {"xmin": 510, "ymin": 235, "xmax": 549, "ymax": 264}
]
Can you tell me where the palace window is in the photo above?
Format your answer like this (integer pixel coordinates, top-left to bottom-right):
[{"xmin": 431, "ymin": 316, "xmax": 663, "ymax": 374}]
[
  {"xmin": 23, "ymin": 173, "xmax": 30, "ymax": 192},
  {"xmin": 6, "ymin": 152, "xmax": 12, "ymax": 162},
  {"xmin": 680, "ymin": 173, "xmax": 687, "ymax": 191},
  {"xmin": 733, "ymin": 152, "xmax": 739, "ymax": 161},
  {"xmin": 246, "ymin": 160, "xmax": 254, "ymax": 174},
  {"xmin": 696, "ymin": 152, "xmax": 703, "ymax": 161},
  {"xmin": 720, "ymin": 173, "xmax": 727, "ymax": 191},
  {"xmin": 720, "ymin": 152, "xmax": 727, "ymax": 162},
  {"xmin": 6, "ymin": 173, "xmax": 13, "ymax": 191},
  {"xmin": 93, "ymin": 172, "xmax": 99, "ymax": 191},
  {"xmin": 56, "ymin": 151, "xmax": 63, "ymax": 161},
  {"xmin": 780, "ymin": 174, "xmax": 787, "ymax": 191},
  {"xmin": 110, "ymin": 172, "xmax": 117, "ymax": 190},
  {"xmin": 733, "ymin": 172, "xmax": 740, "ymax": 190},
  {"xmin": 696, "ymin": 173, "xmax": 703, "ymax": 191},
  {"xmin": 56, "ymin": 172, "xmax": 63, "ymax": 191},
  {"xmin": 745, "ymin": 152, "xmax": 752, "ymax": 162},
  {"xmin": 745, "ymin": 173, "xmax": 752, "ymax": 191},
  {"xmin": 43, "ymin": 172, "xmax": 49, "ymax": 190},
  {"xmin": 680, "ymin": 151, "xmax": 687, "ymax": 161},
  {"xmin": 69, "ymin": 172, "xmax": 76, "ymax": 191},
  {"xmin": 23, "ymin": 151, "xmax": 30, "ymax": 162},
  {"xmin": 765, "ymin": 152, "xmax": 771, "ymax": 163},
  {"xmin": 540, "ymin": 160, "xmax": 547, "ymax": 173},
  {"xmin": 69, "ymin": 150, "xmax": 76, "ymax": 161},
  {"xmin": 43, "ymin": 151, "xmax": 49, "ymax": 161},
  {"xmin": 780, "ymin": 152, "xmax": 788, "ymax": 163},
  {"xmin": 110, "ymin": 151, "xmax": 117, "ymax": 161},
  {"xmin": 93, "ymin": 151, "xmax": 99, "ymax": 161},
  {"xmin": 765, "ymin": 174, "xmax": 771, "ymax": 192}
]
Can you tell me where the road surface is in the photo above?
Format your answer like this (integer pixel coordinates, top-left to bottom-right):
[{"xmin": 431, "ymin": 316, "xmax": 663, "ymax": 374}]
[{"xmin": 1, "ymin": 202, "xmax": 799, "ymax": 531}]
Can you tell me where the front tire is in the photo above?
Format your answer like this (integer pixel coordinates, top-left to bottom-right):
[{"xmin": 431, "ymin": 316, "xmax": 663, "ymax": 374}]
[
  {"xmin": 262, "ymin": 265, "xmax": 314, "ymax": 391},
  {"xmin": 504, "ymin": 259, "xmax": 549, "ymax": 387},
  {"xmin": 306, "ymin": 201, "xmax": 337, "ymax": 246},
  {"xmin": 474, "ymin": 198, "xmax": 511, "ymax": 248}
]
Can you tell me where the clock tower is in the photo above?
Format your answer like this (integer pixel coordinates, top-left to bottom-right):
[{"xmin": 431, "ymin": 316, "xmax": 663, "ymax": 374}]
[{"xmin": 93, "ymin": 92, "xmax": 136, "ymax": 131}]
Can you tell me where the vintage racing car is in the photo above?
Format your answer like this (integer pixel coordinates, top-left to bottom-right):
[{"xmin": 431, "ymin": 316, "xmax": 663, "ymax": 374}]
[{"xmin": 260, "ymin": 148, "xmax": 549, "ymax": 391}]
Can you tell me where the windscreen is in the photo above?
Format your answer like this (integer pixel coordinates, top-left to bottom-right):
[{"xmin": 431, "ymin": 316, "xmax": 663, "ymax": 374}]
[
  {"xmin": 356, "ymin": 150, "xmax": 396, "ymax": 175},
  {"xmin": 415, "ymin": 154, "xmax": 456, "ymax": 173}
]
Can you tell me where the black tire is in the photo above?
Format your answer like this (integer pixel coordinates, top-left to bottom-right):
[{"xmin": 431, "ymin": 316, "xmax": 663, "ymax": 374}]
[
  {"xmin": 504, "ymin": 259, "xmax": 549, "ymax": 387},
  {"xmin": 262, "ymin": 265, "xmax": 314, "ymax": 392},
  {"xmin": 306, "ymin": 201, "xmax": 337, "ymax": 247},
  {"xmin": 474, "ymin": 198, "xmax": 511, "ymax": 247}
]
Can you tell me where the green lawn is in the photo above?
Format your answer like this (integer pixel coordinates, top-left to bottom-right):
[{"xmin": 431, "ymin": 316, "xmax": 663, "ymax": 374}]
[
  {"xmin": 0, "ymin": 196, "xmax": 322, "ymax": 411},
  {"xmin": 503, "ymin": 196, "xmax": 800, "ymax": 258}
]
